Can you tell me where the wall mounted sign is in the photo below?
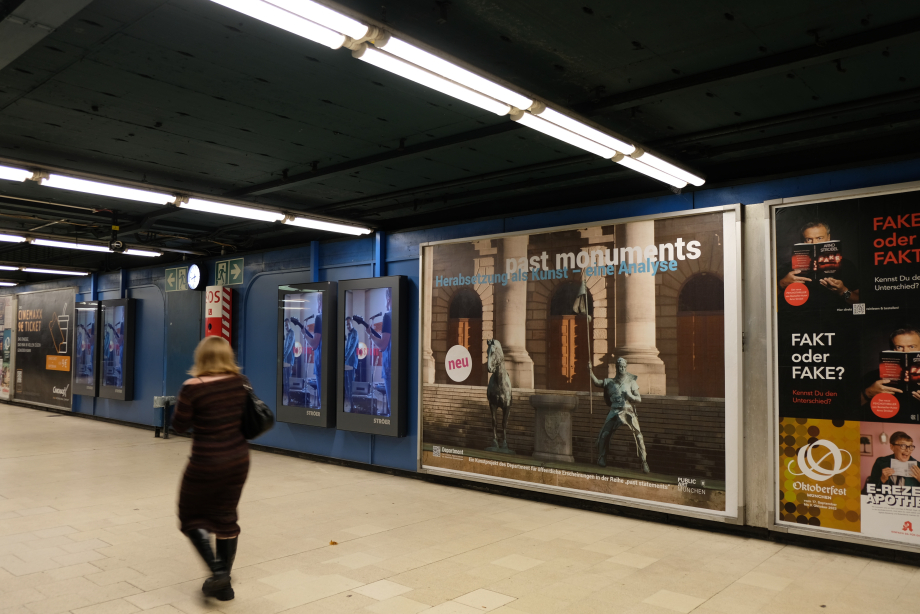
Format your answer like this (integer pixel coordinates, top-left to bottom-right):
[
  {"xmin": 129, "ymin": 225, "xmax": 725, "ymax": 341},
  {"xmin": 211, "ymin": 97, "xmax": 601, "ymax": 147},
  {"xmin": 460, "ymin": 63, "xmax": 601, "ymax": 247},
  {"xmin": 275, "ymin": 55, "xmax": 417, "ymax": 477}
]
[
  {"xmin": 73, "ymin": 301, "xmax": 100, "ymax": 396},
  {"xmin": 13, "ymin": 288, "xmax": 76, "ymax": 410},
  {"xmin": 98, "ymin": 298, "xmax": 136, "ymax": 402}
]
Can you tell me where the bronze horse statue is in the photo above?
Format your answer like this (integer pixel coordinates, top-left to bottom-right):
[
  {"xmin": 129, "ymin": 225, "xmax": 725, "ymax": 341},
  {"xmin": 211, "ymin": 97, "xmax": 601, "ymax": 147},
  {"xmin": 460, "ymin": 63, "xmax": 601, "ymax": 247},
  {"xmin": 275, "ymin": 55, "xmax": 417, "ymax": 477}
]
[{"xmin": 486, "ymin": 339, "xmax": 513, "ymax": 453}]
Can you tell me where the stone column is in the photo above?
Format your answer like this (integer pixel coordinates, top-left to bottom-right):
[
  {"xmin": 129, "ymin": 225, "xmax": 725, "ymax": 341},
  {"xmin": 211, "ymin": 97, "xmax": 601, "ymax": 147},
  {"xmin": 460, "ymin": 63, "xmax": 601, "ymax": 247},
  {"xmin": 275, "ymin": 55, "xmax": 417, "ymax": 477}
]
[
  {"xmin": 421, "ymin": 247, "xmax": 436, "ymax": 384},
  {"xmin": 614, "ymin": 221, "xmax": 666, "ymax": 395},
  {"xmin": 494, "ymin": 235, "xmax": 534, "ymax": 389}
]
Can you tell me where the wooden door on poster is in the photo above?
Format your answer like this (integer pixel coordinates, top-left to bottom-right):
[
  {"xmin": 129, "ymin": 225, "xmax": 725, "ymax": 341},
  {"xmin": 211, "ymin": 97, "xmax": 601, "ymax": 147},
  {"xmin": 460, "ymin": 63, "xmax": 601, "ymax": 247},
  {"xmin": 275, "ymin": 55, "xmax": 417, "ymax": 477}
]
[
  {"xmin": 448, "ymin": 317, "xmax": 482, "ymax": 385},
  {"xmin": 548, "ymin": 315, "xmax": 587, "ymax": 391}
]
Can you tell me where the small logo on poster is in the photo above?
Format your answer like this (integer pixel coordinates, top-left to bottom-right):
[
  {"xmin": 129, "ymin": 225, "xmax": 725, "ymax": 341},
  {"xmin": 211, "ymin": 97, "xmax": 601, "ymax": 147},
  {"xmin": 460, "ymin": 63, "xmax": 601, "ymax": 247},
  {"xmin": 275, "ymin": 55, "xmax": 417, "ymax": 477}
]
[
  {"xmin": 433, "ymin": 445, "xmax": 441, "ymax": 458},
  {"xmin": 52, "ymin": 384, "xmax": 69, "ymax": 398},
  {"xmin": 787, "ymin": 439, "xmax": 852, "ymax": 481},
  {"xmin": 904, "ymin": 521, "xmax": 914, "ymax": 533}
]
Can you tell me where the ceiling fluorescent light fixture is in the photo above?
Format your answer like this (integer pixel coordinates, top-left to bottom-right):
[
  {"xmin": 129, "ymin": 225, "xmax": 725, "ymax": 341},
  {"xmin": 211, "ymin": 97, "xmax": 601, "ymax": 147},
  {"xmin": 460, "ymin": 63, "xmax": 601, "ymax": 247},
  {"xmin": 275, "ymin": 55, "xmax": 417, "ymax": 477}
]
[
  {"xmin": 269, "ymin": 0, "xmax": 369, "ymax": 39},
  {"xmin": 354, "ymin": 45, "xmax": 511, "ymax": 116},
  {"xmin": 0, "ymin": 265, "xmax": 18, "ymax": 271},
  {"xmin": 533, "ymin": 106, "xmax": 635, "ymax": 155},
  {"xmin": 376, "ymin": 37, "xmax": 532, "ymax": 109},
  {"xmin": 183, "ymin": 198, "xmax": 286, "ymax": 222},
  {"xmin": 630, "ymin": 148, "xmax": 705, "ymax": 186},
  {"xmin": 0, "ymin": 233, "xmax": 26, "ymax": 243},
  {"xmin": 23, "ymin": 268, "xmax": 90, "ymax": 276},
  {"xmin": 31, "ymin": 238, "xmax": 111, "ymax": 253},
  {"xmin": 209, "ymin": 0, "xmax": 346, "ymax": 48},
  {"xmin": 0, "ymin": 164, "xmax": 32, "ymax": 182},
  {"xmin": 511, "ymin": 110, "xmax": 616, "ymax": 158},
  {"xmin": 124, "ymin": 249, "xmax": 162, "ymax": 257},
  {"xmin": 287, "ymin": 217, "xmax": 371, "ymax": 235},
  {"xmin": 0, "ymin": 281, "xmax": 18, "ymax": 286},
  {"xmin": 43, "ymin": 175, "xmax": 175, "ymax": 205},
  {"xmin": 612, "ymin": 153, "xmax": 687, "ymax": 189}
]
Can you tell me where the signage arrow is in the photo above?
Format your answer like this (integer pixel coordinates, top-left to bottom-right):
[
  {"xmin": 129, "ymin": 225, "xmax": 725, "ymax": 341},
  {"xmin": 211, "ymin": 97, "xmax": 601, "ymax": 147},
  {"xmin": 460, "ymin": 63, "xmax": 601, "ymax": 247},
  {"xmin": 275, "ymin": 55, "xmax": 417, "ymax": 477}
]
[
  {"xmin": 231, "ymin": 263, "xmax": 241, "ymax": 278},
  {"xmin": 167, "ymin": 272, "xmax": 175, "ymax": 285}
]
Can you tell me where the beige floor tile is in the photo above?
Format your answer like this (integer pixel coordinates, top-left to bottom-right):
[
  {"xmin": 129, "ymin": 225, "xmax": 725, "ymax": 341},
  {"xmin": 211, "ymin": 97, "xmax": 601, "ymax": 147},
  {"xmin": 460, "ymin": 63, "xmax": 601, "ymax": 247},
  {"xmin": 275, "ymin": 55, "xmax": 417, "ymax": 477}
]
[
  {"xmin": 607, "ymin": 552, "xmax": 659, "ymax": 569},
  {"xmin": 490, "ymin": 555, "xmax": 543, "ymax": 572},
  {"xmin": 454, "ymin": 589, "xmax": 516, "ymax": 612},
  {"xmin": 364, "ymin": 596, "xmax": 431, "ymax": 614},
  {"xmin": 324, "ymin": 553, "xmax": 385, "ymax": 570},
  {"xmin": 423, "ymin": 603, "xmax": 480, "ymax": 614},
  {"xmin": 354, "ymin": 580, "xmax": 414, "ymax": 601},
  {"xmin": 71, "ymin": 599, "xmax": 142, "ymax": 614},
  {"xmin": 642, "ymin": 590, "xmax": 707, "ymax": 613},
  {"xmin": 735, "ymin": 572, "xmax": 792, "ymax": 591}
]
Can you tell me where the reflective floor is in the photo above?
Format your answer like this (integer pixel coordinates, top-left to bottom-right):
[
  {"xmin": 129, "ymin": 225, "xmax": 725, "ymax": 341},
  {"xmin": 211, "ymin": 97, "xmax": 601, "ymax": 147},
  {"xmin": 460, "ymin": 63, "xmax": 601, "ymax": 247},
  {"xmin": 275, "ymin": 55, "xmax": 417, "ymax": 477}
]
[{"xmin": 1, "ymin": 403, "xmax": 917, "ymax": 614}]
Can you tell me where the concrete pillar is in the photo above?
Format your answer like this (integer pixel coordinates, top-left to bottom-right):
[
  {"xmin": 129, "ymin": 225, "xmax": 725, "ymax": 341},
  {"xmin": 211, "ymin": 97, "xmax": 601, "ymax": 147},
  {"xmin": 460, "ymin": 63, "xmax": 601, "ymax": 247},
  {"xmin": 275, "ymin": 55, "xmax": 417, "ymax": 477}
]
[
  {"xmin": 614, "ymin": 221, "xmax": 666, "ymax": 395},
  {"xmin": 422, "ymin": 247, "xmax": 436, "ymax": 384},
  {"xmin": 494, "ymin": 235, "xmax": 534, "ymax": 389}
]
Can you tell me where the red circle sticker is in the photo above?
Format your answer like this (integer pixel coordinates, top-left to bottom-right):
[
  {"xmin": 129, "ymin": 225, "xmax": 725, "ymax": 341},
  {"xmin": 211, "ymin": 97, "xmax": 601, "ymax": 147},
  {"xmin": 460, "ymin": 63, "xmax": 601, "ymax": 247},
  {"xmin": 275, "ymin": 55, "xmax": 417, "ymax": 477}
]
[
  {"xmin": 784, "ymin": 283, "xmax": 809, "ymax": 306},
  {"xmin": 871, "ymin": 393, "xmax": 900, "ymax": 419}
]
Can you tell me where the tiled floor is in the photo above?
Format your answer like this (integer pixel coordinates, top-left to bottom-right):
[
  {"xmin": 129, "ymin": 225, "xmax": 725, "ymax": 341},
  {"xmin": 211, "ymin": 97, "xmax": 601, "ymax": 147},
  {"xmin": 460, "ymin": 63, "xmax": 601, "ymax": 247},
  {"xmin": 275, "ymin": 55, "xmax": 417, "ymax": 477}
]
[{"xmin": 1, "ymin": 404, "xmax": 918, "ymax": 614}]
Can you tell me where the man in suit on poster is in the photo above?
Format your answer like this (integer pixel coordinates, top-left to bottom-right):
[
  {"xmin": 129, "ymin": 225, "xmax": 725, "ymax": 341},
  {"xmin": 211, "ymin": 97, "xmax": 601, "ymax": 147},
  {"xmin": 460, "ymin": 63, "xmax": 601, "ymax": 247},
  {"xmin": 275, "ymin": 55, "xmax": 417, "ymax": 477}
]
[{"xmin": 862, "ymin": 431, "xmax": 920, "ymax": 493}]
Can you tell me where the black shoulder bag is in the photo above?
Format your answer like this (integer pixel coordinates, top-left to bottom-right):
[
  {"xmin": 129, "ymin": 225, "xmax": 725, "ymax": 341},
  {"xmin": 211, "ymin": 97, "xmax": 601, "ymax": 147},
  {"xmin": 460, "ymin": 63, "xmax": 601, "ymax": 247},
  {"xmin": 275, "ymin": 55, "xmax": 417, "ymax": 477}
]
[{"xmin": 241, "ymin": 382, "xmax": 274, "ymax": 440}]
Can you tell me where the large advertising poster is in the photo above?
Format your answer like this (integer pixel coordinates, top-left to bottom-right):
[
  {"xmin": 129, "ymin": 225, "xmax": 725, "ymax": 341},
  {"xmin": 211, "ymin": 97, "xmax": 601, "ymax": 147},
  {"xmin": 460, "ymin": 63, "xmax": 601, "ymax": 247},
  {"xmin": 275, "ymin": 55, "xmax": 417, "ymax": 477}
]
[
  {"xmin": 772, "ymin": 189, "xmax": 920, "ymax": 546},
  {"xmin": 420, "ymin": 209, "xmax": 740, "ymax": 517},
  {"xmin": 14, "ymin": 288, "xmax": 75, "ymax": 409},
  {"xmin": 1, "ymin": 296, "xmax": 10, "ymax": 400}
]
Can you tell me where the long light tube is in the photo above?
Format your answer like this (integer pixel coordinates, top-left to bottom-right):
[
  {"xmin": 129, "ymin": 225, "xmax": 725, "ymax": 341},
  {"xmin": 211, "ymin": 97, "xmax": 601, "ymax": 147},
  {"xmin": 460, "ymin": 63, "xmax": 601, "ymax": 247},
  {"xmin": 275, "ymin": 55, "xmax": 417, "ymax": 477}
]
[
  {"xmin": 0, "ymin": 265, "xmax": 18, "ymax": 271},
  {"xmin": 23, "ymin": 268, "xmax": 90, "ymax": 276},
  {"xmin": 376, "ymin": 37, "xmax": 532, "ymax": 110},
  {"xmin": 43, "ymin": 175, "xmax": 175, "ymax": 205},
  {"xmin": 31, "ymin": 238, "xmax": 111, "ymax": 253},
  {"xmin": 630, "ymin": 149, "xmax": 705, "ymax": 186},
  {"xmin": 0, "ymin": 281, "xmax": 18, "ymax": 287},
  {"xmin": 612, "ymin": 153, "xmax": 688, "ymax": 189},
  {"xmin": 511, "ymin": 111, "xmax": 616, "ymax": 158},
  {"xmin": 269, "ymin": 0, "xmax": 369, "ymax": 39},
  {"xmin": 286, "ymin": 217, "xmax": 371, "ymax": 235},
  {"xmin": 355, "ymin": 46, "xmax": 511, "ymax": 116},
  {"xmin": 209, "ymin": 0, "xmax": 346, "ymax": 49},
  {"xmin": 0, "ymin": 164, "xmax": 31, "ymax": 182},
  {"xmin": 183, "ymin": 198, "xmax": 287, "ymax": 223},
  {"xmin": 124, "ymin": 249, "xmax": 162, "ymax": 257},
  {"xmin": 0, "ymin": 233, "xmax": 26, "ymax": 243},
  {"xmin": 533, "ymin": 107, "xmax": 635, "ymax": 155}
]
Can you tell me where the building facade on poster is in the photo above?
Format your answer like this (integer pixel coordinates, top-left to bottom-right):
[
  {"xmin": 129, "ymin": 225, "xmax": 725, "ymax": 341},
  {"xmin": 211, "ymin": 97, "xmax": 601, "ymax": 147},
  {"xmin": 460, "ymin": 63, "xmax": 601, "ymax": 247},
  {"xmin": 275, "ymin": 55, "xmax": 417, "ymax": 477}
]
[{"xmin": 421, "ymin": 211, "xmax": 735, "ymax": 516}]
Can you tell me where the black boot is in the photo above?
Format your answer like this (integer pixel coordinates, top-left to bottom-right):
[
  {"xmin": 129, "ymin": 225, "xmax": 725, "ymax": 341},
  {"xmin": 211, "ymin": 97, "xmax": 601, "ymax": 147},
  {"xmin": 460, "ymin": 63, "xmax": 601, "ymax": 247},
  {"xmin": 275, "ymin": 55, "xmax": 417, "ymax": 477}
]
[
  {"xmin": 213, "ymin": 537, "xmax": 238, "ymax": 601},
  {"xmin": 184, "ymin": 529, "xmax": 229, "ymax": 597}
]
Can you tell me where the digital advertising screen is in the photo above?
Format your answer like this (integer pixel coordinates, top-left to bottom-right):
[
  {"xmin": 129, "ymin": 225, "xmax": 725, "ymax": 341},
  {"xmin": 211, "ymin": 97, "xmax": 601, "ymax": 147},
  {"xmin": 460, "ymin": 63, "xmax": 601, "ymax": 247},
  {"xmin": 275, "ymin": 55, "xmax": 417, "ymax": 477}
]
[
  {"xmin": 276, "ymin": 281, "xmax": 336, "ymax": 427},
  {"xmin": 336, "ymin": 276, "xmax": 408, "ymax": 437},
  {"xmin": 98, "ymin": 299, "xmax": 135, "ymax": 401},
  {"xmin": 74, "ymin": 301, "xmax": 99, "ymax": 396}
]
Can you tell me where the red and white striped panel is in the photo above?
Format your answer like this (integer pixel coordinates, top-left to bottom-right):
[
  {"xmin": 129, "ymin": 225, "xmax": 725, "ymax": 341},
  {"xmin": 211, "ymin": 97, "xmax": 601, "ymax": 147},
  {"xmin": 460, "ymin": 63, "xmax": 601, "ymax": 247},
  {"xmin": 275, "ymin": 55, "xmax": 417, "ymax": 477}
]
[{"xmin": 205, "ymin": 285, "xmax": 233, "ymax": 342}]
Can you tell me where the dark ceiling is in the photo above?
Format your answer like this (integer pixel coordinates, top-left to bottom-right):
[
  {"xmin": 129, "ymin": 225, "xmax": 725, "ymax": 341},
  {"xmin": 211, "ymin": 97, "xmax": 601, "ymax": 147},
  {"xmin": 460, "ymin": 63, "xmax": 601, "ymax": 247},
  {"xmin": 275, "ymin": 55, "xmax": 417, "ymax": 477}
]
[{"xmin": 1, "ymin": 0, "xmax": 919, "ymax": 281}]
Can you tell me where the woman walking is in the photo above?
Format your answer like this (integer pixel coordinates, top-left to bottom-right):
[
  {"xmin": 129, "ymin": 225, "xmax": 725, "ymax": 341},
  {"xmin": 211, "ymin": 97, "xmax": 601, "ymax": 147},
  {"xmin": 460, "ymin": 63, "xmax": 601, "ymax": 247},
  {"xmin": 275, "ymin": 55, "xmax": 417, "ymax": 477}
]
[{"xmin": 172, "ymin": 337, "xmax": 250, "ymax": 601}]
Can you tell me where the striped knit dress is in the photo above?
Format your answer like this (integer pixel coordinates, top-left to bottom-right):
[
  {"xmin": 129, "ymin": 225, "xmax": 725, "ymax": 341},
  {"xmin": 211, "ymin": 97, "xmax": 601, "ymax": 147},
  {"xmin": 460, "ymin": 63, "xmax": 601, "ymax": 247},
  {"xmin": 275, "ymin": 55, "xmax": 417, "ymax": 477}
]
[{"xmin": 172, "ymin": 374, "xmax": 250, "ymax": 538}]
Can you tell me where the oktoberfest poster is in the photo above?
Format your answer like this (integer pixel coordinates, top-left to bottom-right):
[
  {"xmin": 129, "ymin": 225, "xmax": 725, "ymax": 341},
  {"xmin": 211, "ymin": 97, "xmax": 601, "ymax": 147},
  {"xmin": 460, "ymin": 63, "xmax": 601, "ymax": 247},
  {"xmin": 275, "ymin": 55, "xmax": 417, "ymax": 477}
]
[
  {"xmin": 14, "ymin": 289, "xmax": 75, "ymax": 409},
  {"xmin": 420, "ymin": 210, "xmax": 737, "ymax": 514},
  {"xmin": 774, "ymin": 190, "xmax": 920, "ymax": 545}
]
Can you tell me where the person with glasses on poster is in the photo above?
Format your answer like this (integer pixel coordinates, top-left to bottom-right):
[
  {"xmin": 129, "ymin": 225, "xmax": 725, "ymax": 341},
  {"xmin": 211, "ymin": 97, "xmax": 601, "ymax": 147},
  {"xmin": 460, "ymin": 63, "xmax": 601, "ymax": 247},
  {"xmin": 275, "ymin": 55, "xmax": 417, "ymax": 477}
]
[
  {"xmin": 862, "ymin": 431, "xmax": 920, "ymax": 492},
  {"xmin": 777, "ymin": 220, "xmax": 860, "ymax": 307},
  {"xmin": 861, "ymin": 327, "xmax": 920, "ymax": 406}
]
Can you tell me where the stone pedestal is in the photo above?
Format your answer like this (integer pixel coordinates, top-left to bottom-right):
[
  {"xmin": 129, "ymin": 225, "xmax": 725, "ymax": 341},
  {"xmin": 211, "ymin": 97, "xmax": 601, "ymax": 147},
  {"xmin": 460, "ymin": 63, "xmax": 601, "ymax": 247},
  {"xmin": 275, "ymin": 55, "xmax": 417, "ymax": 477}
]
[
  {"xmin": 614, "ymin": 221, "xmax": 666, "ymax": 395},
  {"xmin": 530, "ymin": 394, "xmax": 578, "ymax": 463},
  {"xmin": 495, "ymin": 235, "xmax": 534, "ymax": 388}
]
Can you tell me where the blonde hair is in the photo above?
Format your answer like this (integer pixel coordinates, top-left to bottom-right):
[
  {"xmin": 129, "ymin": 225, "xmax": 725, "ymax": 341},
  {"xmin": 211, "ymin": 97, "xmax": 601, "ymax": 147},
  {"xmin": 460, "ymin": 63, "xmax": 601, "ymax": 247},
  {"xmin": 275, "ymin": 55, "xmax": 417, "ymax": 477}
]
[{"xmin": 189, "ymin": 336, "xmax": 241, "ymax": 377}]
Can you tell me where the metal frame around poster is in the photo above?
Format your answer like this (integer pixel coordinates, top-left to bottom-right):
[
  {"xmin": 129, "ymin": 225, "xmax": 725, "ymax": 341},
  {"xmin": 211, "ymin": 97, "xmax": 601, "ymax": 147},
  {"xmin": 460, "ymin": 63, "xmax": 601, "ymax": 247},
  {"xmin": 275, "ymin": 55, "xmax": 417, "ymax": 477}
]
[
  {"xmin": 417, "ymin": 204, "xmax": 744, "ymax": 524},
  {"xmin": 276, "ymin": 281, "xmax": 337, "ymax": 428},
  {"xmin": 10, "ymin": 286, "xmax": 77, "ymax": 411},
  {"xmin": 765, "ymin": 179, "xmax": 920, "ymax": 554}
]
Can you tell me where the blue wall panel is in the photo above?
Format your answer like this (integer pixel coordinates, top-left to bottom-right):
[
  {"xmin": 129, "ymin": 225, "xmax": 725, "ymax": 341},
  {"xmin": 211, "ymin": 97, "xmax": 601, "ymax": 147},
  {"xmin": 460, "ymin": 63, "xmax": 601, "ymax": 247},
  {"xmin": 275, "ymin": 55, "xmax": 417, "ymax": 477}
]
[
  {"xmin": 4, "ymin": 156, "xmax": 920, "ymax": 473},
  {"xmin": 94, "ymin": 285, "xmax": 164, "ymax": 424}
]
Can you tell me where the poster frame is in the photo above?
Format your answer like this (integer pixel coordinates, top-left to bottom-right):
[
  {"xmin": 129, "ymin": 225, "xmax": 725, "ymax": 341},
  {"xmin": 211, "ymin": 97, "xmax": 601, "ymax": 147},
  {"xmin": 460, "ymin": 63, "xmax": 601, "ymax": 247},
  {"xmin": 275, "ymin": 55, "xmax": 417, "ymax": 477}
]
[
  {"xmin": 416, "ymin": 204, "xmax": 744, "ymax": 524},
  {"xmin": 73, "ymin": 300, "xmax": 100, "ymax": 397},
  {"xmin": 11, "ymin": 286, "xmax": 76, "ymax": 411},
  {"xmin": 765, "ymin": 179, "xmax": 920, "ymax": 553},
  {"xmin": 97, "ymin": 298, "xmax": 136, "ymax": 402},
  {"xmin": 276, "ymin": 280, "xmax": 337, "ymax": 428},
  {"xmin": 336, "ymin": 276, "xmax": 408, "ymax": 437}
]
